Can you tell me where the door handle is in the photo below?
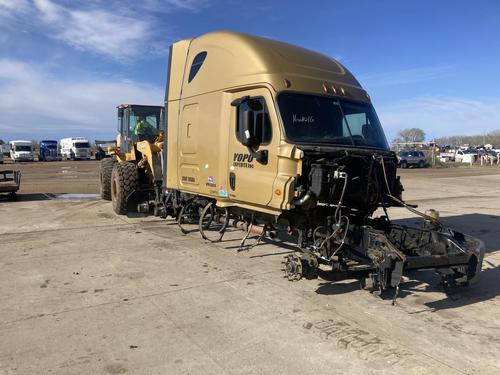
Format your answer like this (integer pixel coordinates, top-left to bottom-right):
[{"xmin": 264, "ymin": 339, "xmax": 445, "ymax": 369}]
[{"xmin": 229, "ymin": 172, "xmax": 236, "ymax": 190}]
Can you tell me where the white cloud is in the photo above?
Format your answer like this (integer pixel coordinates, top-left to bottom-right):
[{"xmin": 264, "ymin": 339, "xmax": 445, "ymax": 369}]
[
  {"xmin": 0, "ymin": 0, "xmax": 30, "ymax": 19},
  {"xmin": 33, "ymin": 0, "xmax": 59, "ymax": 21},
  {"xmin": 0, "ymin": 0, "xmax": 29, "ymax": 11},
  {"xmin": 61, "ymin": 10, "xmax": 150, "ymax": 58},
  {"xmin": 1, "ymin": 0, "xmax": 209, "ymax": 60},
  {"xmin": 377, "ymin": 96, "xmax": 500, "ymax": 140},
  {"xmin": 31, "ymin": 0, "xmax": 151, "ymax": 60},
  {"xmin": 140, "ymin": 0, "xmax": 210, "ymax": 12},
  {"xmin": 0, "ymin": 59, "xmax": 164, "ymax": 140}
]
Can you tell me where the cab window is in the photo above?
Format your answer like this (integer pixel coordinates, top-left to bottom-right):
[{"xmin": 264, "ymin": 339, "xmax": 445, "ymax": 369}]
[
  {"xmin": 236, "ymin": 97, "xmax": 272, "ymax": 145},
  {"xmin": 188, "ymin": 51, "xmax": 207, "ymax": 83}
]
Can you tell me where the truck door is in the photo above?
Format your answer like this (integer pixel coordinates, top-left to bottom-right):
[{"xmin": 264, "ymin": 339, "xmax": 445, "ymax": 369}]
[
  {"xmin": 118, "ymin": 107, "xmax": 132, "ymax": 153},
  {"xmin": 227, "ymin": 88, "xmax": 278, "ymax": 207}
]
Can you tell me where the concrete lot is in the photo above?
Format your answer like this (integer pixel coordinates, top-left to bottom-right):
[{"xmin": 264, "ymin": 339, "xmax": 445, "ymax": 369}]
[{"xmin": 1, "ymin": 161, "xmax": 500, "ymax": 374}]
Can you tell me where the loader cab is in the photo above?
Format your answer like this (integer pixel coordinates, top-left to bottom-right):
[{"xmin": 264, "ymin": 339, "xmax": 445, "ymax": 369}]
[{"xmin": 117, "ymin": 104, "xmax": 164, "ymax": 153}]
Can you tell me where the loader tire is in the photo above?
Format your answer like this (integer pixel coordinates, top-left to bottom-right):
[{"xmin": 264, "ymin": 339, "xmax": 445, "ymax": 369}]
[
  {"xmin": 111, "ymin": 161, "xmax": 139, "ymax": 215},
  {"xmin": 99, "ymin": 158, "xmax": 114, "ymax": 201}
]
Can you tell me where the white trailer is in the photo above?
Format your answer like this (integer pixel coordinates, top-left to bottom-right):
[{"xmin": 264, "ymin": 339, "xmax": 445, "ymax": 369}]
[
  {"xmin": 60, "ymin": 137, "xmax": 91, "ymax": 160},
  {"xmin": 9, "ymin": 140, "xmax": 34, "ymax": 162}
]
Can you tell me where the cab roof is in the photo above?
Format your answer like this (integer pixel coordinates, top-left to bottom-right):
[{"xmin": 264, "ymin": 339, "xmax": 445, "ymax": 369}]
[{"xmin": 170, "ymin": 31, "xmax": 369, "ymax": 103}]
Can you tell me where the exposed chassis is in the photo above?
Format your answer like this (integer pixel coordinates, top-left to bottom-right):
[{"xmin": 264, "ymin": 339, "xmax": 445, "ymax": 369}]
[{"xmin": 285, "ymin": 219, "xmax": 484, "ymax": 302}]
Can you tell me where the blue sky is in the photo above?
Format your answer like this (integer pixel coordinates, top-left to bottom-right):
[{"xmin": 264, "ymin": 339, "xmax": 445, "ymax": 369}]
[{"xmin": 1, "ymin": 0, "xmax": 500, "ymax": 142}]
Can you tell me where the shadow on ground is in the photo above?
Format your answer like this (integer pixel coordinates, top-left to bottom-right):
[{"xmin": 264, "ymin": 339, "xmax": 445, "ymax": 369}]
[
  {"xmin": 0, "ymin": 193, "xmax": 53, "ymax": 202},
  {"xmin": 315, "ymin": 213, "xmax": 500, "ymax": 309},
  {"xmin": 392, "ymin": 213, "xmax": 500, "ymax": 253},
  {"xmin": 315, "ymin": 265, "xmax": 500, "ymax": 311}
]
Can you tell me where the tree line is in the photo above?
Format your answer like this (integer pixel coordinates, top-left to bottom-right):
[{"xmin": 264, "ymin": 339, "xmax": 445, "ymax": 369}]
[{"xmin": 393, "ymin": 128, "xmax": 500, "ymax": 147}]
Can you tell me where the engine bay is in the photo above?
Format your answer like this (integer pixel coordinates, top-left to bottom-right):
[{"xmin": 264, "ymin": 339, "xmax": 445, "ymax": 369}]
[{"xmin": 280, "ymin": 147, "xmax": 484, "ymax": 301}]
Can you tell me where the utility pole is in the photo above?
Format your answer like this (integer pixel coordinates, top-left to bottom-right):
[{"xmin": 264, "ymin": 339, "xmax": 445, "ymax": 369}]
[{"xmin": 432, "ymin": 138, "xmax": 436, "ymax": 167}]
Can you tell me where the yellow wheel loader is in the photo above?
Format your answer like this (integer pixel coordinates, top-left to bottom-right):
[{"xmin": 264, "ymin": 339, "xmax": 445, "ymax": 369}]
[
  {"xmin": 99, "ymin": 104, "xmax": 164, "ymax": 215},
  {"xmin": 100, "ymin": 31, "xmax": 484, "ymax": 301}
]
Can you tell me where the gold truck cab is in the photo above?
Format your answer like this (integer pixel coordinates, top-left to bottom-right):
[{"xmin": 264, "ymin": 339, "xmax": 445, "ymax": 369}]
[{"xmin": 165, "ymin": 31, "xmax": 398, "ymax": 218}]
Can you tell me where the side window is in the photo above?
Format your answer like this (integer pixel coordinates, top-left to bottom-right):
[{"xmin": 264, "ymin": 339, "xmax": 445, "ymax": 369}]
[
  {"xmin": 340, "ymin": 104, "xmax": 380, "ymax": 144},
  {"xmin": 236, "ymin": 97, "xmax": 272, "ymax": 145},
  {"xmin": 188, "ymin": 52, "xmax": 207, "ymax": 83}
]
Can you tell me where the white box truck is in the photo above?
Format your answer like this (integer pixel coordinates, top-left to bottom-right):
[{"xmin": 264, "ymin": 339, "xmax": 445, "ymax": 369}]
[
  {"xmin": 60, "ymin": 137, "xmax": 91, "ymax": 160},
  {"xmin": 9, "ymin": 140, "xmax": 34, "ymax": 162}
]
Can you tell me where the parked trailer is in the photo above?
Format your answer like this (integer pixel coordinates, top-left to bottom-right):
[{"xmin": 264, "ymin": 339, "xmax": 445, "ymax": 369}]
[
  {"xmin": 9, "ymin": 140, "xmax": 34, "ymax": 162},
  {"xmin": 102, "ymin": 31, "xmax": 484, "ymax": 300},
  {"xmin": 60, "ymin": 137, "xmax": 91, "ymax": 160}
]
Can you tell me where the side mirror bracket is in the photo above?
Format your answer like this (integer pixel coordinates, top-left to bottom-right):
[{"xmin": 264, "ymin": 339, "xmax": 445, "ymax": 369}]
[
  {"xmin": 231, "ymin": 96, "xmax": 250, "ymax": 107},
  {"xmin": 249, "ymin": 148, "xmax": 268, "ymax": 165}
]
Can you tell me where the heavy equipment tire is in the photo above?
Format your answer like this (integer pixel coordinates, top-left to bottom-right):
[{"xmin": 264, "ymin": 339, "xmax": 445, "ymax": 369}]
[
  {"xmin": 111, "ymin": 161, "xmax": 138, "ymax": 215},
  {"xmin": 99, "ymin": 158, "xmax": 114, "ymax": 201}
]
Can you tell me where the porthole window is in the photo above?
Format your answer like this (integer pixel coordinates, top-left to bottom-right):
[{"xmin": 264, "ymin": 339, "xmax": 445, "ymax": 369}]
[{"xmin": 188, "ymin": 51, "xmax": 207, "ymax": 83}]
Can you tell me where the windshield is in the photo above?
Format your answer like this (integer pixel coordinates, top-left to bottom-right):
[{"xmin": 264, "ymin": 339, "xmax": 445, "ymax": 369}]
[
  {"xmin": 15, "ymin": 145, "xmax": 31, "ymax": 152},
  {"xmin": 129, "ymin": 106, "xmax": 163, "ymax": 133},
  {"xmin": 75, "ymin": 142, "xmax": 90, "ymax": 149},
  {"xmin": 277, "ymin": 93, "xmax": 389, "ymax": 149},
  {"xmin": 43, "ymin": 143, "xmax": 57, "ymax": 149}
]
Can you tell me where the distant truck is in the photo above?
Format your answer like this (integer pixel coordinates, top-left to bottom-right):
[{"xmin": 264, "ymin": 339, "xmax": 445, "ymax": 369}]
[
  {"xmin": 0, "ymin": 144, "xmax": 9, "ymax": 157},
  {"xmin": 39, "ymin": 140, "xmax": 61, "ymax": 161},
  {"xmin": 60, "ymin": 137, "xmax": 91, "ymax": 160},
  {"xmin": 9, "ymin": 140, "xmax": 34, "ymax": 162},
  {"xmin": 440, "ymin": 149, "xmax": 477, "ymax": 163}
]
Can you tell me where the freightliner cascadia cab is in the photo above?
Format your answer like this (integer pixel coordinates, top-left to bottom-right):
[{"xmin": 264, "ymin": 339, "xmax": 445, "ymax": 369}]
[{"xmin": 164, "ymin": 31, "xmax": 396, "ymax": 218}]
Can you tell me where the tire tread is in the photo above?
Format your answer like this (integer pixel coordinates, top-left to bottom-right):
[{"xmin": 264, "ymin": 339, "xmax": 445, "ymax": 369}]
[
  {"xmin": 99, "ymin": 158, "xmax": 114, "ymax": 200},
  {"xmin": 111, "ymin": 162, "xmax": 138, "ymax": 215}
]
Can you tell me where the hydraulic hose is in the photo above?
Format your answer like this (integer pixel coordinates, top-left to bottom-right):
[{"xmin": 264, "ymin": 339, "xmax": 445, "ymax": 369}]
[{"xmin": 378, "ymin": 155, "xmax": 443, "ymax": 227}]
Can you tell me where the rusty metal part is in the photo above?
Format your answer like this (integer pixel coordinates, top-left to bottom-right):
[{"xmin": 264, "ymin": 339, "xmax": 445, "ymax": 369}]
[
  {"xmin": 425, "ymin": 209, "xmax": 440, "ymax": 221},
  {"xmin": 232, "ymin": 220, "xmax": 276, "ymax": 239},
  {"xmin": 282, "ymin": 253, "xmax": 304, "ymax": 281}
]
